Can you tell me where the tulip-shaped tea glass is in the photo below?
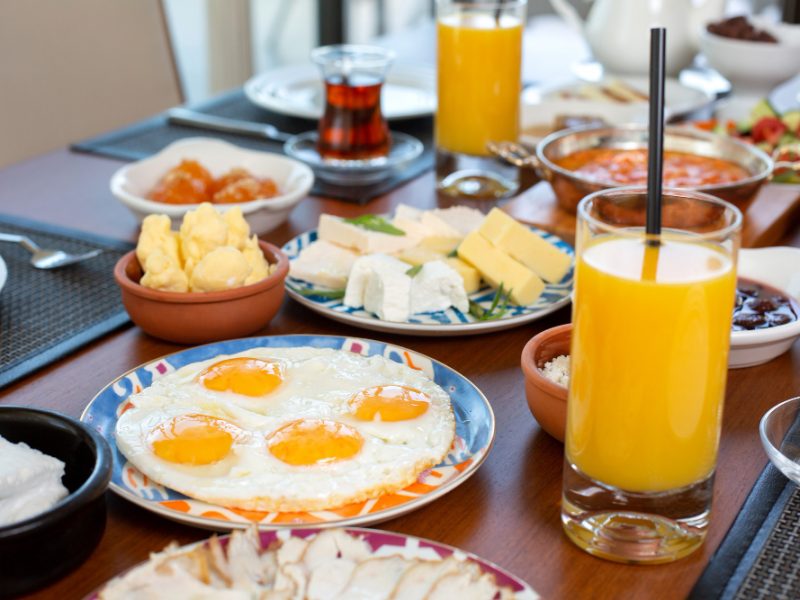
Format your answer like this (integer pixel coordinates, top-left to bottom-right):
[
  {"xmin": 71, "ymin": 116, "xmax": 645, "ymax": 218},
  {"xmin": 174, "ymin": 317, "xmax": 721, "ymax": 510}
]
[
  {"xmin": 562, "ymin": 187, "xmax": 742, "ymax": 564},
  {"xmin": 312, "ymin": 44, "xmax": 394, "ymax": 161}
]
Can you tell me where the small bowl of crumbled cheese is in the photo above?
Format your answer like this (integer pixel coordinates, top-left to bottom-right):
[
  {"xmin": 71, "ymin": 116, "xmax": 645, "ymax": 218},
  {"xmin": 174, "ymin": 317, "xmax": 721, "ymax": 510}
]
[
  {"xmin": 521, "ymin": 323, "xmax": 571, "ymax": 442},
  {"xmin": 0, "ymin": 407, "xmax": 112, "ymax": 596}
]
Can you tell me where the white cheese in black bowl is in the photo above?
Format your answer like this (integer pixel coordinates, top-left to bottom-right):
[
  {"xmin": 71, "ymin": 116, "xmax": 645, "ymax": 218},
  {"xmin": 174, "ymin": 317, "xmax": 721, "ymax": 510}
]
[{"xmin": 0, "ymin": 406, "xmax": 111, "ymax": 597}]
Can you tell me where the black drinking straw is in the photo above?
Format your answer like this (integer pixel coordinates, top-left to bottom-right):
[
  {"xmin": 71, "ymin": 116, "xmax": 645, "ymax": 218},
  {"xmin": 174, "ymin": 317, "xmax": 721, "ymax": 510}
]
[{"xmin": 646, "ymin": 28, "xmax": 666, "ymax": 241}]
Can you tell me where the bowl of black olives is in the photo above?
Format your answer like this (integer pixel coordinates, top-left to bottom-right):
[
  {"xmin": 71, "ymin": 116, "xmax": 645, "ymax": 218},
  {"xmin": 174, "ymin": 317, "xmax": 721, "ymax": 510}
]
[{"xmin": 730, "ymin": 248, "xmax": 800, "ymax": 368}]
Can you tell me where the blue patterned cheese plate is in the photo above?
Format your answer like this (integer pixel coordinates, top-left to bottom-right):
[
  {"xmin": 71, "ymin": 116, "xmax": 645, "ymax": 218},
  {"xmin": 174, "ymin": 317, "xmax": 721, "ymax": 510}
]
[{"xmin": 283, "ymin": 227, "xmax": 574, "ymax": 335}]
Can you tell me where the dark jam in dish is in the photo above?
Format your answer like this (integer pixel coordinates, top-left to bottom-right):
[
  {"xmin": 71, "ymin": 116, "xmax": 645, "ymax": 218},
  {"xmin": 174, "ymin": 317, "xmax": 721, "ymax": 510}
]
[{"xmin": 733, "ymin": 278, "xmax": 798, "ymax": 331}]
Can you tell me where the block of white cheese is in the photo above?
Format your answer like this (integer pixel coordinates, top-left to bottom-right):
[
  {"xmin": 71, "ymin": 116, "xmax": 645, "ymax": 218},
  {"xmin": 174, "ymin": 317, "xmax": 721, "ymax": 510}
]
[
  {"xmin": 344, "ymin": 254, "xmax": 412, "ymax": 322},
  {"xmin": 424, "ymin": 206, "xmax": 485, "ymax": 237},
  {"xmin": 318, "ymin": 214, "xmax": 417, "ymax": 254},
  {"xmin": 289, "ymin": 240, "xmax": 358, "ymax": 289},
  {"xmin": 0, "ymin": 435, "xmax": 68, "ymax": 527},
  {"xmin": 410, "ymin": 261, "xmax": 469, "ymax": 314},
  {"xmin": 392, "ymin": 204, "xmax": 429, "ymax": 239},
  {"xmin": 479, "ymin": 208, "xmax": 572, "ymax": 283},
  {"xmin": 457, "ymin": 231, "xmax": 545, "ymax": 306}
]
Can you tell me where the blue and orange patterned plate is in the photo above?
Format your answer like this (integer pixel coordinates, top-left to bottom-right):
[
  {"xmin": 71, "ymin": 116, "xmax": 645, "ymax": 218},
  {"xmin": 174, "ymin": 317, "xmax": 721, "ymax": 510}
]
[
  {"xmin": 283, "ymin": 228, "xmax": 574, "ymax": 336},
  {"xmin": 81, "ymin": 335, "xmax": 495, "ymax": 531}
]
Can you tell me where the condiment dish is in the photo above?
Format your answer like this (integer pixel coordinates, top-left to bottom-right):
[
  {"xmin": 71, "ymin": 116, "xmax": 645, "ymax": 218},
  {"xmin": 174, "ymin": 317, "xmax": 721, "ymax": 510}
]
[
  {"xmin": 700, "ymin": 21, "xmax": 800, "ymax": 94},
  {"xmin": 760, "ymin": 396, "xmax": 800, "ymax": 485},
  {"xmin": 110, "ymin": 137, "xmax": 314, "ymax": 234},
  {"xmin": 0, "ymin": 407, "xmax": 112, "ymax": 597},
  {"xmin": 520, "ymin": 323, "xmax": 571, "ymax": 442},
  {"xmin": 114, "ymin": 240, "xmax": 289, "ymax": 344},
  {"xmin": 730, "ymin": 247, "xmax": 800, "ymax": 368}
]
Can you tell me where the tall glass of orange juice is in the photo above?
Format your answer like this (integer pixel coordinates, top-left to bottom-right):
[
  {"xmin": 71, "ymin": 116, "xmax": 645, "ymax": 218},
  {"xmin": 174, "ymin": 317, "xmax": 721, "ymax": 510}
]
[
  {"xmin": 563, "ymin": 187, "xmax": 742, "ymax": 564},
  {"xmin": 436, "ymin": 0, "xmax": 525, "ymax": 201}
]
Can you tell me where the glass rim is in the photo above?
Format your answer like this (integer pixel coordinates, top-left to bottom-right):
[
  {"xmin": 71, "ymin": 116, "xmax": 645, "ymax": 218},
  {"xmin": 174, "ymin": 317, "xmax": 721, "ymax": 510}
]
[
  {"xmin": 576, "ymin": 185, "xmax": 744, "ymax": 242},
  {"xmin": 310, "ymin": 44, "xmax": 395, "ymax": 67},
  {"xmin": 436, "ymin": 0, "xmax": 527, "ymax": 8}
]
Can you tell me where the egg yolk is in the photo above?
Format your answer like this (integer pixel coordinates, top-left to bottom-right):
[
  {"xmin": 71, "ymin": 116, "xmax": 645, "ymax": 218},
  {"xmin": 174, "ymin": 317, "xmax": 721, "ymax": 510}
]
[
  {"xmin": 149, "ymin": 414, "xmax": 238, "ymax": 465},
  {"xmin": 197, "ymin": 357, "xmax": 283, "ymax": 397},
  {"xmin": 267, "ymin": 419, "xmax": 363, "ymax": 466},
  {"xmin": 348, "ymin": 385, "xmax": 430, "ymax": 422}
]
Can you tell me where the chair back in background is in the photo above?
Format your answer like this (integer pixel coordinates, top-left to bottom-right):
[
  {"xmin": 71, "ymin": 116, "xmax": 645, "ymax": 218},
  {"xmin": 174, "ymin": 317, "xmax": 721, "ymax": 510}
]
[{"xmin": 0, "ymin": 0, "xmax": 182, "ymax": 168}]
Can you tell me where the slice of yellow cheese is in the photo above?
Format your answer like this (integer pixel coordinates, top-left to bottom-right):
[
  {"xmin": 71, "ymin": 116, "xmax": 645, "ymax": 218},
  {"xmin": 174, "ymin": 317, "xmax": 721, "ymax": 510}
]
[
  {"xmin": 479, "ymin": 208, "xmax": 571, "ymax": 283},
  {"xmin": 445, "ymin": 257, "xmax": 481, "ymax": 294},
  {"xmin": 418, "ymin": 235, "xmax": 461, "ymax": 254},
  {"xmin": 457, "ymin": 231, "xmax": 544, "ymax": 306},
  {"xmin": 395, "ymin": 246, "xmax": 445, "ymax": 267}
]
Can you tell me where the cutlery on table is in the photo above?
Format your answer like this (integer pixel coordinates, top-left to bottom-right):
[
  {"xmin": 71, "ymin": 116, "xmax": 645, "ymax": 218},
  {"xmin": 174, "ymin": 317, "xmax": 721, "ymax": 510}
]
[
  {"xmin": 166, "ymin": 108, "xmax": 292, "ymax": 143},
  {"xmin": 0, "ymin": 233, "xmax": 102, "ymax": 269}
]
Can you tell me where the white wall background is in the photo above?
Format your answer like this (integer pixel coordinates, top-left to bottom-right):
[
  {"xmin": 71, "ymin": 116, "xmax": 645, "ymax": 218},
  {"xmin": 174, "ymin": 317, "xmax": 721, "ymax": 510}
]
[{"xmin": 164, "ymin": 0, "xmax": 433, "ymax": 104}]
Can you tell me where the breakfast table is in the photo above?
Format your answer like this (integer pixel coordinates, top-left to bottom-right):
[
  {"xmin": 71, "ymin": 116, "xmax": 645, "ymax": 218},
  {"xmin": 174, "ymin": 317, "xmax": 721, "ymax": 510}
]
[{"xmin": 3, "ymin": 15, "xmax": 800, "ymax": 600}]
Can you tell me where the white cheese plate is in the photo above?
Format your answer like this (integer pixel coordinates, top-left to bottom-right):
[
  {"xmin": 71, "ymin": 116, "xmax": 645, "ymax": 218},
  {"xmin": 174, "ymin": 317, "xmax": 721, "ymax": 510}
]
[{"xmin": 283, "ymin": 228, "xmax": 574, "ymax": 336}]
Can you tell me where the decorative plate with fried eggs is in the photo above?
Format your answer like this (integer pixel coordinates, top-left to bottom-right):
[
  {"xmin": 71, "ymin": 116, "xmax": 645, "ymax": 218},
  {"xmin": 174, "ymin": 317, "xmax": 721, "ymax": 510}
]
[{"xmin": 83, "ymin": 335, "xmax": 494, "ymax": 530}]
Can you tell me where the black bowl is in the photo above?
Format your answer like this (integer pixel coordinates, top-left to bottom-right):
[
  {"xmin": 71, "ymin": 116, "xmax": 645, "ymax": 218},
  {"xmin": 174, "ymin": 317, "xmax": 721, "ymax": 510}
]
[{"xmin": 0, "ymin": 407, "xmax": 112, "ymax": 598}]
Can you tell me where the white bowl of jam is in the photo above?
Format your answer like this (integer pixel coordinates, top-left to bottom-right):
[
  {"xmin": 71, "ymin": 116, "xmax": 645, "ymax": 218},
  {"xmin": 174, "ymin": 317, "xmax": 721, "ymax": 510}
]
[{"xmin": 730, "ymin": 247, "xmax": 800, "ymax": 369}]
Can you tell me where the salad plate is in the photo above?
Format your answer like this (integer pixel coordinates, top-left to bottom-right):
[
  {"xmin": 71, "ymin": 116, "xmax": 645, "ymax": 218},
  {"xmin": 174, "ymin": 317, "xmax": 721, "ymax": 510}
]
[
  {"xmin": 283, "ymin": 228, "xmax": 574, "ymax": 336},
  {"xmin": 81, "ymin": 335, "xmax": 495, "ymax": 530}
]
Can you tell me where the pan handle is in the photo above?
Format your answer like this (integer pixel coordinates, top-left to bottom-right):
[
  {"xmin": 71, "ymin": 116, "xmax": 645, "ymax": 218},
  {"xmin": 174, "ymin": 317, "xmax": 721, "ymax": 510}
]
[{"xmin": 487, "ymin": 141, "xmax": 551, "ymax": 181}]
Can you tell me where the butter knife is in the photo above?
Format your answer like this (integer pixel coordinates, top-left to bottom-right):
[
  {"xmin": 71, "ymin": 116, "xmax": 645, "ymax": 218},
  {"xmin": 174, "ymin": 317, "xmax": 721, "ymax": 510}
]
[{"xmin": 166, "ymin": 107, "xmax": 292, "ymax": 143}]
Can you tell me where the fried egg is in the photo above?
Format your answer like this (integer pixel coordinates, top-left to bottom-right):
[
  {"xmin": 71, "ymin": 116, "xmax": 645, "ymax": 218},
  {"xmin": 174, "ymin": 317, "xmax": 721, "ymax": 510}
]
[{"xmin": 115, "ymin": 347, "xmax": 456, "ymax": 512}]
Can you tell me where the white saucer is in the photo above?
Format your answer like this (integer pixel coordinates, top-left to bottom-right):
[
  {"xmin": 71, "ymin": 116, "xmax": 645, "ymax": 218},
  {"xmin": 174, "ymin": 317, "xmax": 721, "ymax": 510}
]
[{"xmin": 244, "ymin": 63, "xmax": 436, "ymax": 121}]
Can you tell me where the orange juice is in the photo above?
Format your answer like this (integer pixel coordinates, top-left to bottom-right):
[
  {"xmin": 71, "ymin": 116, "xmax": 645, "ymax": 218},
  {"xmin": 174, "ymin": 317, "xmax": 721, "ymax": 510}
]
[
  {"xmin": 566, "ymin": 237, "xmax": 736, "ymax": 492},
  {"xmin": 436, "ymin": 12, "xmax": 522, "ymax": 156}
]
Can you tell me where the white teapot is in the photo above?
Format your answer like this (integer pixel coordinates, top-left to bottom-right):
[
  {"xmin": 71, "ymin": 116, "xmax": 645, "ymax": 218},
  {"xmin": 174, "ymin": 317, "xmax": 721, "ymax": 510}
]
[{"xmin": 549, "ymin": 0, "xmax": 726, "ymax": 75}]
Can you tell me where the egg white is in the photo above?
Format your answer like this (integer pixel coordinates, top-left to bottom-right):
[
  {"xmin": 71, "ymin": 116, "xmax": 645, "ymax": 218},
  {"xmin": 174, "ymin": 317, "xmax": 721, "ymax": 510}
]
[{"xmin": 114, "ymin": 347, "xmax": 456, "ymax": 512}]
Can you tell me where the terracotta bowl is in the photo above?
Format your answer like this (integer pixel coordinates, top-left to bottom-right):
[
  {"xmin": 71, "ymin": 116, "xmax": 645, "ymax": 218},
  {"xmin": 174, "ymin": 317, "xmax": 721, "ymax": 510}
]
[
  {"xmin": 520, "ymin": 323, "xmax": 571, "ymax": 442},
  {"xmin": 114, "ymin": 240, "xmax": 289, "ymax": 344}
]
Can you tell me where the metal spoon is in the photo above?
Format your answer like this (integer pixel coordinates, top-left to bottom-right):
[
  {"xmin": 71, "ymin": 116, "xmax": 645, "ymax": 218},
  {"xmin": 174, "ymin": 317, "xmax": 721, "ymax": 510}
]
[{"xmin": 0, "ymin": 233, "xmax": 102, "ymax": 269}]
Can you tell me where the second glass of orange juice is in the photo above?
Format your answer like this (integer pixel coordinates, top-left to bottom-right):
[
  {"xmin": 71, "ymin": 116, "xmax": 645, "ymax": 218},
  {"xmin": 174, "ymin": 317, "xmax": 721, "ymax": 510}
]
[
  {"xmin": 436, "ymin": 0, "xmax": 525, "ymax": 201},
  {"xmin": 563, "ymin": 187, "xmax": 742, "ymax": 564}
]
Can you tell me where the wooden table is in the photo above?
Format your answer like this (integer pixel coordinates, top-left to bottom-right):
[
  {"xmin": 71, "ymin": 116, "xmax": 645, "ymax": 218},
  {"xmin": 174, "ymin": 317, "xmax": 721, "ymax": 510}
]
[{"xmin": 1, "ymin": 147, "xmax": 799, "ymax": 599}]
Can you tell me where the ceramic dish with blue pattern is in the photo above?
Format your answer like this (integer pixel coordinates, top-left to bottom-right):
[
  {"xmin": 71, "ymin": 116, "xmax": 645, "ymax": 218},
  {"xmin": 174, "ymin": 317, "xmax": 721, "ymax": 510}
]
[
  {"xmin": 283, "ymin": 228, "xmax": 574, "ymax": 335},
  {"xmin": 81, "ymin": 334, "xmax": 494, "ymax": 531}
]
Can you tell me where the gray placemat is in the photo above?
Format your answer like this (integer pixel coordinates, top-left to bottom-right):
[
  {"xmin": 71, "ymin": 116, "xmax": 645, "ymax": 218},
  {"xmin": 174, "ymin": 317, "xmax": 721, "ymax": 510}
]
[
  {"xmin": 691, "ymin": 408, "xmax": 800, "ymax": 600},
  {"xmin": 71, "ymin": 89, "xmax": 435, "ymax": 204},
  {"xmin": 0, "ymin": 214, "xmax": 133, "ymax": 388},
  {"xmin": 732, "ymin": 483, "xmax": 800, "ymax": 599}
]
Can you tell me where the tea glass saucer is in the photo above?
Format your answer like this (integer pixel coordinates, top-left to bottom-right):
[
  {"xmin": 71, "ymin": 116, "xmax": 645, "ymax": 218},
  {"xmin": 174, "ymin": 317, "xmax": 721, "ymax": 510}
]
[{"xmin": 283, "ymin": 131, "xmax": 424, "ymax": 185}]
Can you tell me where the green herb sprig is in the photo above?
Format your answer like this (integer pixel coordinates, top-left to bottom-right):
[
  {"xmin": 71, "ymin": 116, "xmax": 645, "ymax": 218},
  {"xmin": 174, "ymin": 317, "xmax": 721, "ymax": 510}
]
[
  {"xmin": 406, "ymin": 264, "xmax": 423, "ymax": 277},
  {"xmin": 469, "ymin": 283, "xmax": 513, "ymax": 321},
  {"xmin": 296, "ymin": 288, "xmax": 345, "ymax": 300},
  {"xmin": 343, "ymin": 214, "xmax": 405, "ymax": 236}
]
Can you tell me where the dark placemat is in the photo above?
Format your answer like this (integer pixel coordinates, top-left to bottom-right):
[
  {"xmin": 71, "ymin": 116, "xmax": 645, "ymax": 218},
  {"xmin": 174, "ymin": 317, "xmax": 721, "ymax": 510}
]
[
  {"xmin": 0, "ymin": 214, "xmax": 133, "ymax": 389},
  {"xmin": 690, "ymin": 415, "xmax": 800, "ymax": 599},
  {"xmin": 71, "ymin": 89, "xmax": 434, "ymax": 204}
]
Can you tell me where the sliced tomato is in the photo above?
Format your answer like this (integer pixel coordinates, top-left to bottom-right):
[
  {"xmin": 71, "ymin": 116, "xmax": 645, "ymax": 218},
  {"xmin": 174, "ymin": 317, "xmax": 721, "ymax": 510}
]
[{"xmin": 751, "ymin": 117, "xmax": 787, "ymax": 146}]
